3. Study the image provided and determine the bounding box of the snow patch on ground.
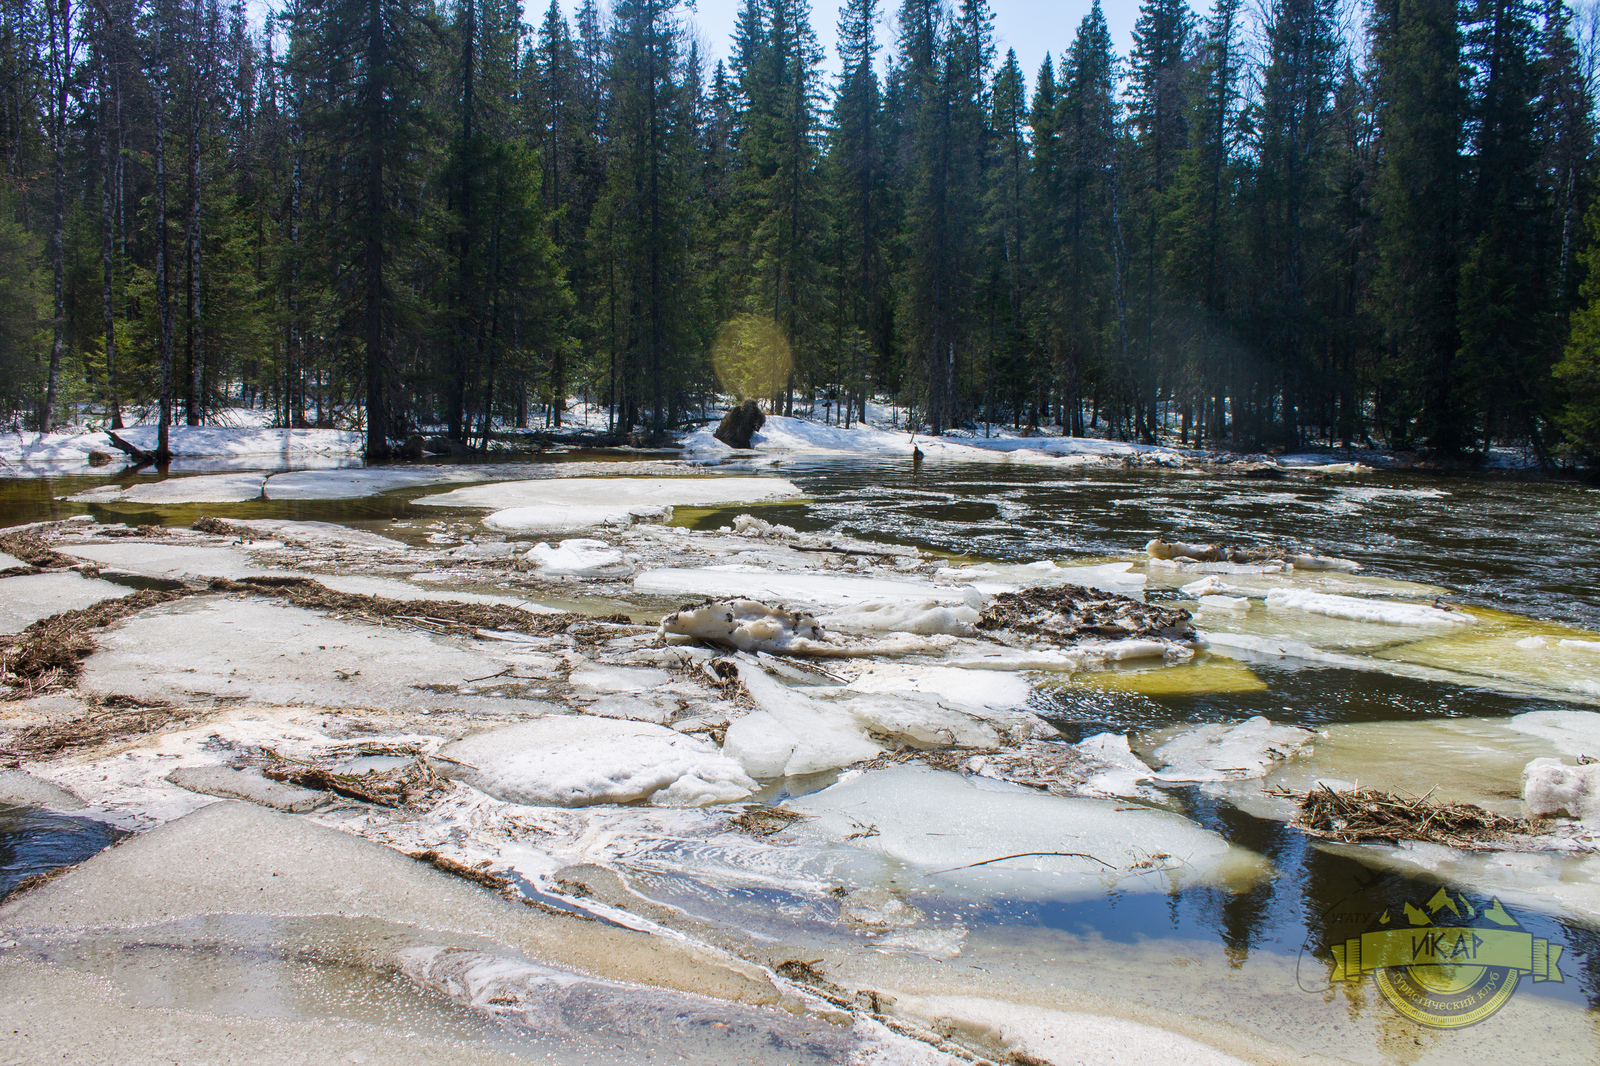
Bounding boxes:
[1,425,363,468]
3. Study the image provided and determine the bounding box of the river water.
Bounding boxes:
[3,457,1599,1063]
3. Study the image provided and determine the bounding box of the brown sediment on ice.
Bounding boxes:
[0,589,193,698]
[977,585,1194,644]
[263,753,449,809]
[1288,784,1531,849]
[0,531,82,571]
[208,574,642,642]
[3,697,204,759]
[728,805,807,837]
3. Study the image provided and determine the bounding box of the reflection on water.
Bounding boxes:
[0,806,123,898]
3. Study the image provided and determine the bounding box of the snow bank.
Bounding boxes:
[1522,759,1600,825]
[679,414,1188,466]
[1148,716,1313,782]
[786,765,1265,898]
[0,571,135,635]
[418,476,802,531]
[1265,587,1471,626]
[0,425,363,467]
[65,472,267,504]
[439,717,756,806]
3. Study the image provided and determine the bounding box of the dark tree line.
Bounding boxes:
[3,0,1600,458]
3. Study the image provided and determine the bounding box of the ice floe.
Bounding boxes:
[1145,716,1314,783]
[785,765,1267,898]
[64,472,268,504]
[77,597,558,714]
[440,717,756,807]
[55,541,291,582]
[417,475,803,531]
[0,571,135,634]
[1265,587,1471,626]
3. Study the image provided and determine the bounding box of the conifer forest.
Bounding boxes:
[4,0,1600,462]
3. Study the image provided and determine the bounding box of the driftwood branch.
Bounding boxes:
[927,850,1118,874]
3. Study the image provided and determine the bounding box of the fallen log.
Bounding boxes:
[104,431,156,466]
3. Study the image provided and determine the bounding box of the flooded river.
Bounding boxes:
[2,456,1598,1064]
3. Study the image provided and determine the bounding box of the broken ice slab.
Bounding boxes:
[63,472,267,504]
[55,541,293,582]
[0,571,135,635]
[440,716,757,807]
[78,597,560,715]
[784,765,1269,901]
[417,476,803,532]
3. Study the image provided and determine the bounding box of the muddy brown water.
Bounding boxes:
[4,455,1600,1060]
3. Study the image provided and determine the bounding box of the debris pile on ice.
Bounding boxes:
[1523,758,1600,825]
[1266,587,1471,626]
[977,584,1194,647]
[440,717,757,807]
[1148,716,1314,782]
[527,538,634,577]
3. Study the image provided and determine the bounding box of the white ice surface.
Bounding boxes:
[1265,587,1470,627]
[892,995,1249,1066]
[1199,594,1250,611]
[721,666,881,778]
[1522,758,1600,824]
[934,560,1148,597]
[528,538,632,576]
[440,717,756,806]
[638,567,993,609]
[845,664,1031,714]
[820,600,980,636]
[0,571,135,634]
[418,477,801,532]
[0,425,363,466]
[78,597,556,714]
[64,472,268,504]
[313,573,562,613]
[56,541,290,581]
[679,414,1187,466]
[786,766,1264,899]
[1506,710,1600,757]
[221,519,410,551]
[568,664,672,693]
[1148,716,1314,783]
[0,550,25,570]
